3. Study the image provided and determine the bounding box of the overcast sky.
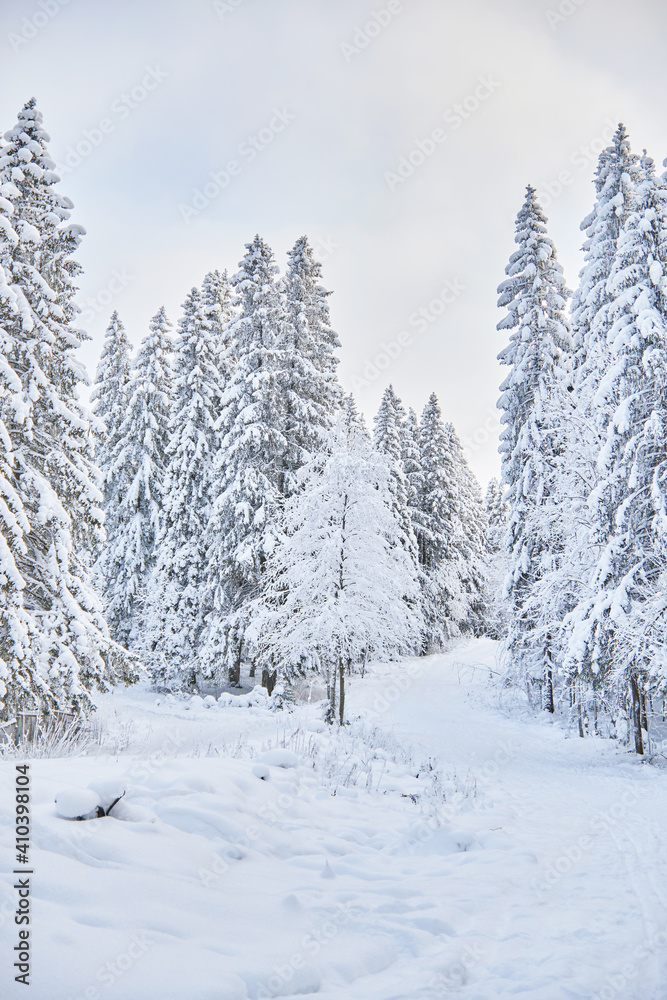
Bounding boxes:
[3,0,667,485]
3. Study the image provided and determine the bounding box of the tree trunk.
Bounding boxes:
[261,668,277,696]
[229,637,242,687]
[328,661,337,724]
[543,634,554,713]
[629,674,644,755]
[640,688,648,735]
[338,658,346,726]
[248,662,256,678]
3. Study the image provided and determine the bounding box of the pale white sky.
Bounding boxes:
[3,0,667,485]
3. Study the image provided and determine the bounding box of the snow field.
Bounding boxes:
[3,639,667,998]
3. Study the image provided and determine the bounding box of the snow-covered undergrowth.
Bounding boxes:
[3,639,667,1000]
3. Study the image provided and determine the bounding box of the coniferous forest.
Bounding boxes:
[5,0,667,990]
[2,104,667,757]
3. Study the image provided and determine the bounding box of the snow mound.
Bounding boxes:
[218,684,269,709]
[55,788,103,821]
[256,748,299,768]
[87,778,126,814]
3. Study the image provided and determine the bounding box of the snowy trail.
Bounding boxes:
[349,639,667,999]
[3,639,667,999]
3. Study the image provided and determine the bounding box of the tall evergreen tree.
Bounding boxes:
[280,235,342,493]
[570,125,642,398]
[250,405,422,722]
[146,285,227,685]
[0,100,126,717]
[373,385,420,583]
[202,236,288,682]
[402,406,429,564]
[485,478,508,556]
[0,174,49,717]
[563,153,667,752]
[201,268,235,374]
[91,311,132,525]
[443,420,488,635]
[417,394,484,645]
[100,307,172,648]
[496,186,572,706]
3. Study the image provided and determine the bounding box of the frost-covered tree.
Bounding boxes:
[0,177,49,718]
[91,312,132,520]
[402,406,429,561]
[373,385,420,588]
[100,307,172,648]
[0,100,127,717]
[496,186,572,707]
[202,236,288,683]
[416,394,486,645]
[250,405,423,722]
[485,478,508,556]
[201,268,235,375]
[484,478,510,640]
[146,286,227,686]
[570,125,642,404]
[280,235,342,493]
[444,420,488,635]
[563,153,667,752]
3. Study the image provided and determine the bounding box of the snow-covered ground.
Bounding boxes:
[3,639,667,999]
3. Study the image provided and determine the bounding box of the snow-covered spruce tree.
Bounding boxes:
[146,286,227,688]
[280,235,343,494]
[563,153,667,753]
[249,400,423,723]
[484,478,510,641]
[402,406,430,566]
[100,307,172,649]
[91,311,132,526]
[373,386,420,630]
[485,478,508,556]
[0,176,52,719]
[549,127,644,732]
[202,236,288,684]
[201,268,235,371]
[443,420,488,636]
[416,394,486,646]
[496,185,572,710]
[570,125,642,409]
[0,100,129,717]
